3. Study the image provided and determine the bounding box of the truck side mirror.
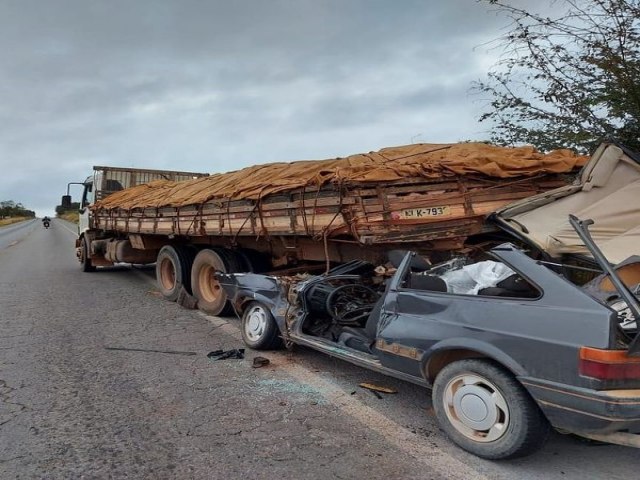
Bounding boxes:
[61,195,72,208]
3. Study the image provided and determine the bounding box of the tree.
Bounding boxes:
[476,0,640,153]
[0,200,35,218]
[56,203,79,216]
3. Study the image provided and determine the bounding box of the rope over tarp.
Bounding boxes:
[93,142,586,211]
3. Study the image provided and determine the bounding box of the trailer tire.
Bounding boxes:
[156,245,195,301]
[80,236,96,272]
[216,248,245,274]
[191,248,235,316]
[237,248,271,273]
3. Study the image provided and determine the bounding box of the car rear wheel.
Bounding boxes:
[241,302,282,350]
[432,359,550,460]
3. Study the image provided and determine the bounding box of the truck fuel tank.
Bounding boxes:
[103,239,158,264]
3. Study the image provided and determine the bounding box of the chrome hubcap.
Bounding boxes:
[443,373,509,442]
[245,306,267,341]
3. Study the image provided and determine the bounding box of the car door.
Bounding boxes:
[373,247,614,386]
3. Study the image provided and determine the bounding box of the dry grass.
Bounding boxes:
[0,217,30,227]
[59,212,80,223]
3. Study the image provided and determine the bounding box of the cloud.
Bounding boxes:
[0,0,520,215]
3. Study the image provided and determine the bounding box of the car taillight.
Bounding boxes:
[579,347,640,380]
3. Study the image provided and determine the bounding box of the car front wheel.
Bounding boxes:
[241,302,282,350]
[432,359,550,460]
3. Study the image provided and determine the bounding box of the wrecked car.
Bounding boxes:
[217,217,640,460]
[217,142,640,460]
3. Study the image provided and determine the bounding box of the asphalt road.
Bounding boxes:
[0,219,39,250]
[0,219,637,479]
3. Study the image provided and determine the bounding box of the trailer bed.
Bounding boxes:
[91,142,585,257]
[94,174,569,251]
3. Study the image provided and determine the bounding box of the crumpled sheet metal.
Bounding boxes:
[93,142,586,211]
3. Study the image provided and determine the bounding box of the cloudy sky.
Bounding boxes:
[0,0,538,216]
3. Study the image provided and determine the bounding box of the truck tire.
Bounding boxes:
[80,236,96,272]
[432,359,550,460]
[191,248,236,315]
[155,245,196,301]
[237,248,271,273]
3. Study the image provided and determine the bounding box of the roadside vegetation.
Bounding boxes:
[56,200,80,224]
[0,216,30,227]
[478,0,640,153]
[0,200,36,227]
[59,211,80,223]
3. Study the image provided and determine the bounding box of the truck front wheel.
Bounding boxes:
[80,236,96,272]
[155,245,195,301]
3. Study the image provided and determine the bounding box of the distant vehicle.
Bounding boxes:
[42,216,51,229]
[217,215,640,459]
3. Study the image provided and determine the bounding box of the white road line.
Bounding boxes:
[56,220,79,236]
[201,312,488,480]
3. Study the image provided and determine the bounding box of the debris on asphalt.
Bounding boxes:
[105,346,197,356]
[177,287,199,309]
[252,356,270,368]
[207,348,245,360]
[370,390,383,400]
[359,382,398,394]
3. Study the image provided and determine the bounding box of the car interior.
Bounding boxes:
[300,250,540,355]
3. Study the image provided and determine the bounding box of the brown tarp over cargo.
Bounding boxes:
[94,142,586,211]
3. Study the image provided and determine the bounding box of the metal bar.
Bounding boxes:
[105,346,197,356]
[67,182,85,195]
[93,165,208,176]
[537,261,602,273]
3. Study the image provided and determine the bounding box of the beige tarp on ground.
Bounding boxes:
[93,142,585,210]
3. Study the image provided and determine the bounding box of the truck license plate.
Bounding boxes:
[392,206,451,220]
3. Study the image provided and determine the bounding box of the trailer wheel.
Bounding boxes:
[80,236,96,272]
[155,245,195,301]
[432,359,550,460]
[191,248,235,315]
[237,249,271,273]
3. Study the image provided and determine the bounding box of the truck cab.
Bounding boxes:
[78,166,208,232]
[66,166,209,270]
[78,173,97,235]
